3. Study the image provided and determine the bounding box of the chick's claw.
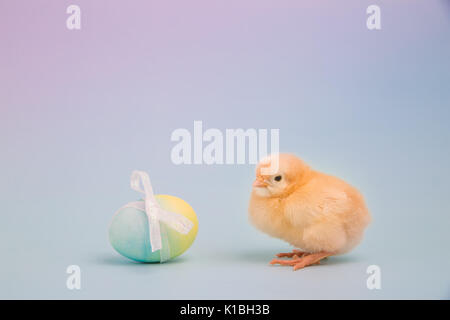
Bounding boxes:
[270,258,303,266]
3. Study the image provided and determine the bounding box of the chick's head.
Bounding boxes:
[252,153,309,198]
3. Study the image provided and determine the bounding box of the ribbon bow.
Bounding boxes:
[125,170,194,262]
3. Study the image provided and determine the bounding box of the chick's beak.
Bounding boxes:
[253,178,268,188]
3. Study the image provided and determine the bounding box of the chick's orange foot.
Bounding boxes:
[270,252,332,271]
[276,249,307,258]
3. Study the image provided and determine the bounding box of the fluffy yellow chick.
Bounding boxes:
[248,153,371,271]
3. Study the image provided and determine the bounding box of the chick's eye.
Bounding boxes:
[274,175,282,182]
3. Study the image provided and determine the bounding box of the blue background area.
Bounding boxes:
[1,0,449,299]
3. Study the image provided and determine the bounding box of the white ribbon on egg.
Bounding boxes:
[121,170,194,262]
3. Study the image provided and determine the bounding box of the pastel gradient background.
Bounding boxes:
[1,0,449,299]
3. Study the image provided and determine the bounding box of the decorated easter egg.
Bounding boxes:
[109,194,198,263]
